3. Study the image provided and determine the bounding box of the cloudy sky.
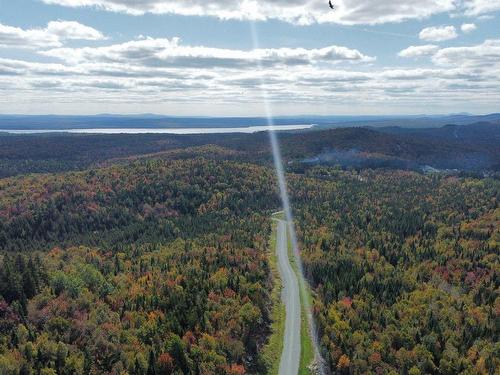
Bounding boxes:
[0,0,499,115]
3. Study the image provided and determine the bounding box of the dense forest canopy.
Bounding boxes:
[0,129,498,374]
[0,158,281,374]
[290,168,499,374]
[0,122,498,178]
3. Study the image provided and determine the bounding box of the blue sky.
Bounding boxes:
[0,0,499,115]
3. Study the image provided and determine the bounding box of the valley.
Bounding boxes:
[0,123,498,374]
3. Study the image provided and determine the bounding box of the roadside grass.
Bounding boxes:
[298,285,315,375]
[271,211,285,220]
[287,226,315,375]
[261,215,286,375]
[263,211,314,375]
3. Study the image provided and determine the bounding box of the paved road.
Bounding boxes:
[276,219,301,375]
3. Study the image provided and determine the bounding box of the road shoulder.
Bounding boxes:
[260,217,286,375]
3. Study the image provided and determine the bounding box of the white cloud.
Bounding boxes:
[40,0,457,25]
[1,36,499,115]
[463,0,500,15]
[0,57,84,76]
[461,23,477,33]
[398,45,439,58]
[0,23,59,48]
[45,21,105,41]
[41,37,375,67]
[0,21,105,49]
[432,39,500,68]
[419,25,458,42]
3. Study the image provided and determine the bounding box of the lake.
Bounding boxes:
[0,124,313,134]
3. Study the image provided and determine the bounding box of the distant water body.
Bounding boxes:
[1,124,313,134]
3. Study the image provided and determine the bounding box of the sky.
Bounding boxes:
[0,0,499,116]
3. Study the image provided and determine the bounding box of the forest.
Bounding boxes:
[1,122,499,178]
[291,168,499,374]
[0,158,281,374]
[0,130,498,374]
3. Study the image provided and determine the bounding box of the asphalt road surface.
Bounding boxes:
[276,219,301,375]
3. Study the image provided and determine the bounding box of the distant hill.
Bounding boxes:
[0,113,499,130]
[377,121,500,147]
[0,121,498,177]
[276,123,499,171]
[312,113,500,129]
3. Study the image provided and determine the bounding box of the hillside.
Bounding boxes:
[1,113,499,130]
[378,122,500,149]
[1,122,499,179]
[277,125,499,171]
[290,168,499,373]
[0,158,280,374]
[0,132,498,374]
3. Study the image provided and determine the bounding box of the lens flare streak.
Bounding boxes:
[249,22,327,375]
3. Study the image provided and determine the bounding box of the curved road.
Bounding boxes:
[276,219,301,375]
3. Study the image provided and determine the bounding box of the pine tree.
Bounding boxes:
[147,350,157,375]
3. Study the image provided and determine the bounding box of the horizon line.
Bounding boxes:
[1,112,498,118]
